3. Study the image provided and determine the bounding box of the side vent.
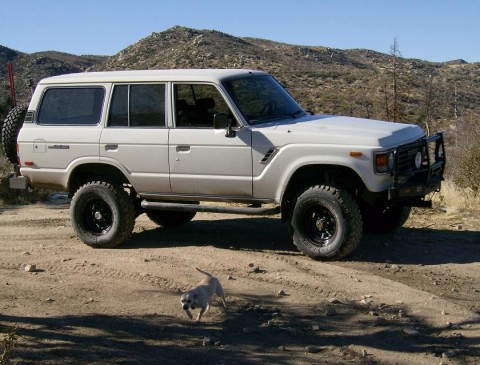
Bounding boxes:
[24,111,35,123]
[260,148,278,164]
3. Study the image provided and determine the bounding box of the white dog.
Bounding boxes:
[180,268,227,322]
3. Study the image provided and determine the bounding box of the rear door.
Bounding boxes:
[100,83,170,194]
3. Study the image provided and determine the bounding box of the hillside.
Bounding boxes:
[2,26,480,140]
[0,46,106,105]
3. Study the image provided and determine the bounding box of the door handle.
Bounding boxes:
[176,145,190,152]
[104,144,118,151]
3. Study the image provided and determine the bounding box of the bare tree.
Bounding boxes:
[390,37,401,122]
[383,76,391,121]
[423,74,434,135]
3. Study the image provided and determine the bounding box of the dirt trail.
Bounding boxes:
[1,202,479,364]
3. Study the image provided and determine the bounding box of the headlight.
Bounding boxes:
[374,150,395,174]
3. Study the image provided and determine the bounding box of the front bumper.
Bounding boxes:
[388,131,445,205]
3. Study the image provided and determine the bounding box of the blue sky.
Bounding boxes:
[1,0,479,62]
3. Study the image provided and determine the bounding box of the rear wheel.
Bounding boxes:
[362,205,411,234]
[70,181,135,248]
[146,201,198,227]
[289,185,363,260]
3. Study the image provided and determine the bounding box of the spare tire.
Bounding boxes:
[1,104,27,165]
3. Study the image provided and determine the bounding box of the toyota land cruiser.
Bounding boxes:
[3,69,445,260]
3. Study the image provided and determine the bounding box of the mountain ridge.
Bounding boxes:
[1,26,479,135]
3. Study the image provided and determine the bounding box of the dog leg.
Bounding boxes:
[185,309,193,320]
[216,283,227,308]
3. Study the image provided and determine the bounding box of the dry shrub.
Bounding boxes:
[0,326,17,365]
[432,179,480,212]
[447,116,480,193]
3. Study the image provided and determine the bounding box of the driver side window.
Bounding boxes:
[173,83,235,128]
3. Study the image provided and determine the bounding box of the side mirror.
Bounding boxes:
[214,113,236,138]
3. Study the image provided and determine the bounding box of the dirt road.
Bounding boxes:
[1,200,479,364]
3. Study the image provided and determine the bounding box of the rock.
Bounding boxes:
[249,266,261,273]
[329,298,341,304]
[214,341,222,346]
[305,345,322,353]
[227,275,235,280]
[361,349,368,357]
[402,327,419,335]
[277,289,286,296]
[312,324,321,331]
[45,298,54,303]
[24,264,36,272]
[446,321,453,328]
[442,350,457,358]
[202,337,212,346]
[278,345,286,351]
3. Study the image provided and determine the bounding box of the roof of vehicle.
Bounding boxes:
[39,69,269,84]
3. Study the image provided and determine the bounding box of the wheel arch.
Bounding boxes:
[280,164,366,221]
[68,163,131,196]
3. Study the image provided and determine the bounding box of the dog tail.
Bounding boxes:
[195,267,213,277]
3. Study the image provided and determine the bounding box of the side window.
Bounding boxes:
[37,87,105,125]
[108,84,166,127]
[174,83,234,128]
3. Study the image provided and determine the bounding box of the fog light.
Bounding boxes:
[415,151,422,168]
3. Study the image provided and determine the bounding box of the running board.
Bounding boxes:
[141,201,280,216]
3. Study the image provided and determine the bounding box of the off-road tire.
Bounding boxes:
[362,205,412,234]
[289,185,363,260]
[1,104,27,164]
[70,181,135,248]
[146,202,198,227]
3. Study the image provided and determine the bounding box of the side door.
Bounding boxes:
[168,83,253,197]
[100,83,170,194]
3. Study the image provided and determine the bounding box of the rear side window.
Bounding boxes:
[37,87,105,125]
[108,84,166,127]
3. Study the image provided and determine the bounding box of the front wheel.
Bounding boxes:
[70,181,135,248]
[289,185,363,260]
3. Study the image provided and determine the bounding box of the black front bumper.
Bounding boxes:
[388,131,446,206]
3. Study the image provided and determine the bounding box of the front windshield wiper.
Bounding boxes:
[250,109,305,124]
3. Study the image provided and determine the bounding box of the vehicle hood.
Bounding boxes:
[252,115,425,148]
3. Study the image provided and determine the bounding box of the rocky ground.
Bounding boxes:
[0,200,479,364]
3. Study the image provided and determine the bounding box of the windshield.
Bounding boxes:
[223,75,306,125]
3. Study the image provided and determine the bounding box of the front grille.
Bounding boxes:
[393,132,445,188]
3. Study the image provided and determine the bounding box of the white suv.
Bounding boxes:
[4,69,445,260]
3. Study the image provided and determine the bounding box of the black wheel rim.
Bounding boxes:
[303,205,337,246]
[83,199,113,235]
